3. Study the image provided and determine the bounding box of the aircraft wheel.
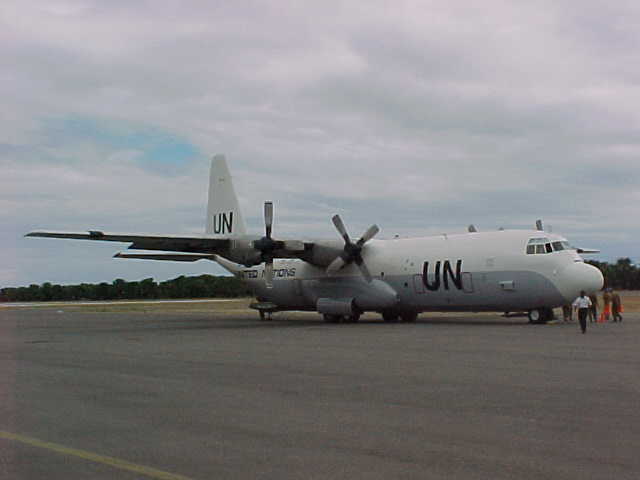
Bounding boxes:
[259,311,267,321]
[344,314,360,323]
[323,314,341,323]
[528,309,542,324]
[382,311,399,323]
[400,312,418,323]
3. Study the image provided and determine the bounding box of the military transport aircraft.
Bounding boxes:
[27,155,603,323]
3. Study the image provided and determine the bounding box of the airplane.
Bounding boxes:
[26,155,604,324]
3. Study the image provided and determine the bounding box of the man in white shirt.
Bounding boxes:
[573,290,593,334]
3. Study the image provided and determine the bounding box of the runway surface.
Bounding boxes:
[1,308,638,479]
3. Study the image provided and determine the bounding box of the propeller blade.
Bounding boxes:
[264,201,273,238]
[327,255,347,275]
[355,258,373,283]
[264,260,274,288]
[332,215,351,244]
[357,224,379,246]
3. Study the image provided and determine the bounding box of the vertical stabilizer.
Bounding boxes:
[206,155,247,237]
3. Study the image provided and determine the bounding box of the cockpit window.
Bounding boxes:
[527,237,573,254]
[526,237,552,254]
[528,238,548,244]
[552,240,573,251]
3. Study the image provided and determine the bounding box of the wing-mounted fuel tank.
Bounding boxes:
[309,278,399,313]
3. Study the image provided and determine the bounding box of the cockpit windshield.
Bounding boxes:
[526,237,572,255]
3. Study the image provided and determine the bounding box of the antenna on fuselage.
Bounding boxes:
[468,224,477,233]
[536,219,544,231]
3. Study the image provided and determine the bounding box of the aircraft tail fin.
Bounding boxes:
[206,155,247,237]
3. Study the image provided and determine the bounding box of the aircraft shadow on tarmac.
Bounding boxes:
[153,315,530,330]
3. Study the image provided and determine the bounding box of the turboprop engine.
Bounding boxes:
[313,278,399,315]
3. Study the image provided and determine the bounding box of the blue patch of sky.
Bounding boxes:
[43,116,200,173]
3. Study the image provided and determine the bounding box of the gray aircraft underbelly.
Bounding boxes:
[385,270,566,312]
[250,269,566,313]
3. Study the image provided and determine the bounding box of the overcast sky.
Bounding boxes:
[2,1,639,287]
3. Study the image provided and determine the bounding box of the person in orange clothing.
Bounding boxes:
[602,288,612,322]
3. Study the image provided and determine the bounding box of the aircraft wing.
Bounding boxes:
[113,252,218,261]
[25,231,231,253]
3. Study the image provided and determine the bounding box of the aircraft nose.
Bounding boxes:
[560,262,604,298]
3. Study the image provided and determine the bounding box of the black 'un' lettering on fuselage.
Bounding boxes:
[213,212,234,234]
[443,259,463,290]
[423,259,463,291]
[423,261,441,291]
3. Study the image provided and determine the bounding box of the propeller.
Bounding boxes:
[251,201,306,288]
[251,201,281,288]
[326,215,379,283]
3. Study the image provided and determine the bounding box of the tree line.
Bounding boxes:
[587,258,639,290]
[1,258,637,303]
[0,275,251,302]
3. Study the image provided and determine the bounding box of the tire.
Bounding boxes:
[542,307,554,322]
[528,309,541,323]
[323,314,341,323]
[400,312,418,323]
[382,311,399,323]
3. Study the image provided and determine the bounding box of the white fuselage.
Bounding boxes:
[236,229,603,313]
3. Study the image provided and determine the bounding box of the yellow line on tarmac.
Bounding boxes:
[0,431,193,480]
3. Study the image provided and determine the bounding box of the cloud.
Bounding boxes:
[2,1,640,285]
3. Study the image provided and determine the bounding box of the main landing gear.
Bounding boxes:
[382,311,418,323]
[323,314,361,323]
[527,307,554,324]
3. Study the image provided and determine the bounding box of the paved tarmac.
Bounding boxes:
[1,308,638,480]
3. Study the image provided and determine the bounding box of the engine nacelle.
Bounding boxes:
[311,279,399,314]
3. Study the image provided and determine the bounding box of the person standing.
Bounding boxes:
[611,290,623,322]
[573,291,593,334]
[588,293,599,323]
[602,288,612,322]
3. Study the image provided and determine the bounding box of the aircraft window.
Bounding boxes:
[526,237,552,254]
[527,237,549,244]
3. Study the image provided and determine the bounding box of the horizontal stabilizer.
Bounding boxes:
[26,231,230,253]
